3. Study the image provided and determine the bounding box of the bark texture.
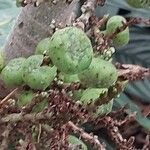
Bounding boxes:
[0,0,81,98]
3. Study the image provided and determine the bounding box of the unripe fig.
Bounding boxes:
[22,55,57,90]
[72,89,83,101]
[35,38,51,55]
[17,90,48,112]
[1,57,25,86]
[63,74,80,83]
[48,27,93,74]
[17,90,35,107]
[80,88,107,105]
[68,135,87,150]
[80,88,113,115]
[78,57,118,88]
[106,15,129,48]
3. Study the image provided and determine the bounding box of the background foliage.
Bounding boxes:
[0,0,20,48]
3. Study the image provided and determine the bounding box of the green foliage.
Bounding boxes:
[106,15,129,48]
[78,57,118,88]
[1,57,25,86]
[48,27,93,74]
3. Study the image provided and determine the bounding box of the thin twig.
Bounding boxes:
[68,121,106,150]
[116,63,150,81]
[0,88,18,107]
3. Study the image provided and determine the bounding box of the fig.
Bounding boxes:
[62,74,80,83]
[78,57,118,88]
[48,27,93,74]
[80,88,107,105]
[68,135,87,150]
[17,90,35,107]
[106,15,129,48]
[1,57,25,86]
[72,89,83,101]
[22,55,57,90]
[35,38,51,55]
[17,90,48,112]
[80,88,113,116]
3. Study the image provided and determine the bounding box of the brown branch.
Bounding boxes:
[116,63,150,81]
[94,81,125,106]
[67,121,106,150]
[76,0,97,25]
[0,125,13,150]
[0,112,53,124]
[0,88,18,108]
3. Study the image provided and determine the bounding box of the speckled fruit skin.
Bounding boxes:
[22,55,57,90]
[68,135,87,150]
[17,90,35,107]
[78,57,118,88]
[62,74,80,83]
[80,88,107,105]
[106,15,129,48]
[48,27,93,74]
[35,38,51,55]
[1,57,25,86]
[17,90,48,113]
[80,88,113,116]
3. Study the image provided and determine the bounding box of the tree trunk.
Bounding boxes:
[0,0,81,98]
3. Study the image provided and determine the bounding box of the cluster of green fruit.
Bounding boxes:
[0,15,129,114]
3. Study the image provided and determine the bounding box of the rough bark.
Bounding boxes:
[0,0,81,98]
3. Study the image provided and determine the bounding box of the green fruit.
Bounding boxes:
[17,91,35,107]
[68,135,87,150]
[80,88,107,105]
[22,55,57,90]
[17,90,48,112]
[126,0,150,8]
[106,15,129,48]
[72,89,83,101]
[78,57,118,88]
[48,27,93,74]
[1,57,25,86]
[80,88,113,115]
[63,74,80,83]
[35,38,51,55]
[96,100,113,116]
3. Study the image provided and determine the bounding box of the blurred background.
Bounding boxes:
[0,0,20,48]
